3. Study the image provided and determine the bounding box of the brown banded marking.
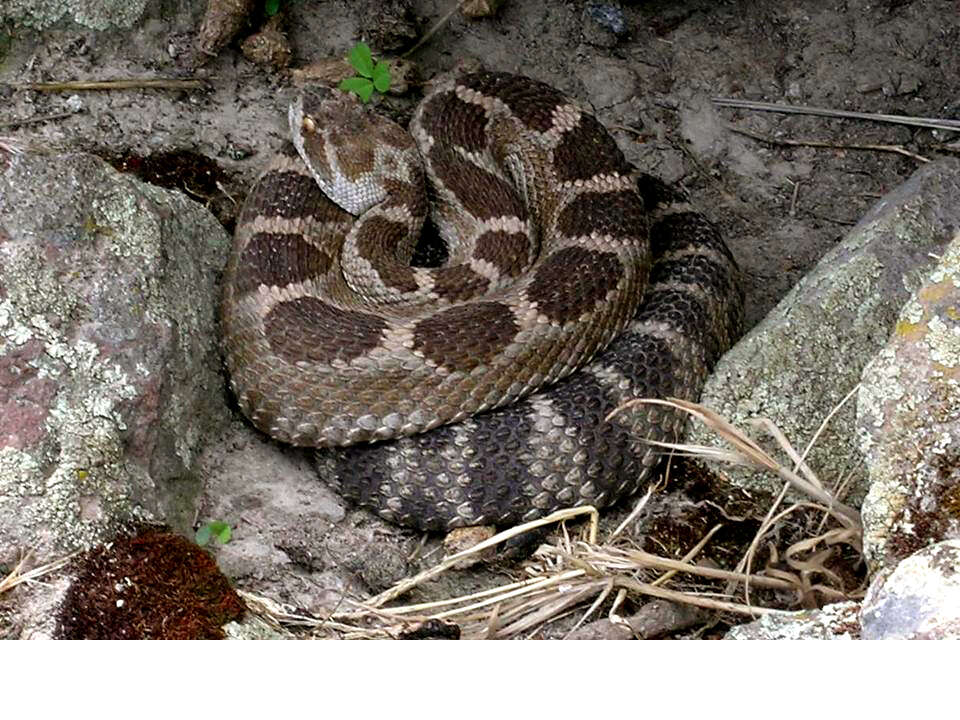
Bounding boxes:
[233,232,332,296]
[411,300,520,372]
[524,247,626,324]
[263,296,388,366]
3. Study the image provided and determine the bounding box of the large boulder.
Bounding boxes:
[690,159,960,507]
[861,540,960,640]
[857,230,960,574]
[0,151,230,561]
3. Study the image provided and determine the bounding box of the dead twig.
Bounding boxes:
[0,111,80,129]
[402,0,469,59]
[609,397,861,527]
[713,97,960,133]
[0,551,78,596]
[13,78,209,92]
[728,124,931,163]
[365,505,599,608]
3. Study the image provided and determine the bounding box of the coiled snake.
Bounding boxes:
[221,72,743,530]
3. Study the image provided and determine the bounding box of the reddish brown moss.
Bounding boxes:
[107,150,238,231]
[110,151,227,197]
[55,526,245,640]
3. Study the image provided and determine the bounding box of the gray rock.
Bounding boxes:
[726,602,861,640]
[0,151,230,560]
[690,159,960,506]
[857,232,960,574]
[0,0,148,30]
[860,540,960,640]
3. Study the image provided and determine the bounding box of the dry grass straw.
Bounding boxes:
[0,551,77,597]
[240,392,865,638]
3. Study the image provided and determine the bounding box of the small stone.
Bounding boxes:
[195,0,255,61]
[462,0,507,18]
[357,0,419,54]
[240,15,291,70]
[443,525,497,569]
[582,3,629,48]
[861,540,960,639]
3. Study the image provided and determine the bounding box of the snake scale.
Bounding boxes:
[221,71,743,531]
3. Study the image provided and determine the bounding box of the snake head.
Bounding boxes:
[289,87,420,216]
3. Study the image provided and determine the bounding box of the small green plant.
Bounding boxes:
[195,521,232,546]
[264,0,282,15]
[339,42,392,103]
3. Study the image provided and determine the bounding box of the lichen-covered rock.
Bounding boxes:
[860,540,960,640]
[690,158,960,506]
[857,231,960,574]
[725,602,861,640]
[0,152,230,561]
[0,0,148,30]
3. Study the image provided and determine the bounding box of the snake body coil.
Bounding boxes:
[222,72,743,530]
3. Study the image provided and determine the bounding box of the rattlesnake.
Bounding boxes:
[221,71,743,531]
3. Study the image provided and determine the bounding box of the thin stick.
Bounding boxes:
[608,546,796,591]
[401,0,468,59]
[608,485,654,541]
[728,124,930,163]
[14,78,209,92]
[714,97,960,133]
[365,505,598,608]
[0,111,79,128]
[649,523,724,587]
[618,397,860,526]
[0,552,78,595]
[613,576,786,617]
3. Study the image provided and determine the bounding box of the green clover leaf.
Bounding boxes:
[348,42,375,78]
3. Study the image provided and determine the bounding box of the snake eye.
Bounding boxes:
[302,116,317,133]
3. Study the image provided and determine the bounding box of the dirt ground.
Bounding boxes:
[2,0,960,636]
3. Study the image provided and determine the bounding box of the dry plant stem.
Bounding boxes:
[735,480,792,608]
[728,124,931,163]
[14,78,209,92]
[402,0,469,58]
[366,569,587,621]
[0,111,79,128]
[0,552,77,595]
[608,486,654,540]
[498,585,601,637]
[613,576,786,617]
[741,382,863,598]
[602,546,796,591]
[793,383,861,488]
[714,97,960,132]
[563,578,616,637]
[612,397,860,527]
[649,523,724,587]
[752,418,822,489]
[365,506,599,608]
